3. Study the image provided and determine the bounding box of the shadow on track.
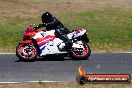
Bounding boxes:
[14,56,89,62]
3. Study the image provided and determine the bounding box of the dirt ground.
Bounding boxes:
[0,82,132,88]
[0,0,132,22]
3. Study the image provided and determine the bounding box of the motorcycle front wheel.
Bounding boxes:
[16,43,38,61]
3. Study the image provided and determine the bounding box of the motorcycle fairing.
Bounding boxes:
[32,29,86,56]
[40,38,67,56]
[21,40,32,44]
[32,30,67,56]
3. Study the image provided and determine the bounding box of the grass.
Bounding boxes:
[0,0,132,52]
[61,7,132,51]
[0,1,131,87]
[0,82,132,88]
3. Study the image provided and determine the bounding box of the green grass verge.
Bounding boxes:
[61,7,132,51]
[0,6,132,52]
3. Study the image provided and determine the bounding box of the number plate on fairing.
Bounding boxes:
[72,43,84,48]
[77,41,83,44]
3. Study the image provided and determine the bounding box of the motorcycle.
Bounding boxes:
[16,24,91,61]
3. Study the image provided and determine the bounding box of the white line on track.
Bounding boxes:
[120,52,132,54]
[0,80,131,84]
[0,82,20,84]
[92,52,132,54]
[27,81,66,83]
[0,52,132,55]
[0,53,15,54]
[0,81,66,84]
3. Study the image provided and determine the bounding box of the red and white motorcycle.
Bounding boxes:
[16,24,91,61]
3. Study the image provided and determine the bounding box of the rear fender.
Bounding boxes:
[73,30,89,43]
[81,33,89,43]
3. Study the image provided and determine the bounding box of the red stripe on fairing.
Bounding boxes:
[36,35,56,46]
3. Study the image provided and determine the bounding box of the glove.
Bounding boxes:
[33,26,39,30]
[38,24,44,27]
[33,24,44,30]
[43,23,47,26]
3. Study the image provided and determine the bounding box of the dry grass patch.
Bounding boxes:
[0,0,131,22]
[0,82,132,88]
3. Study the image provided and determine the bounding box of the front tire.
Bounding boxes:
[16,43,37,61]
[70,42,91,60]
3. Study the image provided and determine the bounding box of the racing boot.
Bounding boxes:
[58,40,73,51]
[65,39,73,51]
[59,34,73,51]
[57,43,66,51]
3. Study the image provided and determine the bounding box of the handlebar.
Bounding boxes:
[33,26,39,30]
[33,24,46,30]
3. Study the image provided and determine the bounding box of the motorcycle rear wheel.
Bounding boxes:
[70,42,91,60]
[16,43,38,61]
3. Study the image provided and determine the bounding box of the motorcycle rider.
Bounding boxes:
[34,12,73,50]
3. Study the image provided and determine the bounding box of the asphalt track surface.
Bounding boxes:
[0,53,132,82]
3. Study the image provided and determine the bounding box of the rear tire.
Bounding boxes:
[16,43,38,62]
[70,42,91,60]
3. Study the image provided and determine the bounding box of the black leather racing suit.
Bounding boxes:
[37,17,72,48]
